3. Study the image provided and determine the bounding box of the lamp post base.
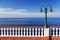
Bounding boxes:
[44,24,47,28]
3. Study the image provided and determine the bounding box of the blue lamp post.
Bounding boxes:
[40,5,53,28]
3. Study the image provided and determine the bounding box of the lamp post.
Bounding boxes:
[40,5,53,28]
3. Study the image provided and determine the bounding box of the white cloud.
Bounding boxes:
[16,9,27,12]
[0,8,27,14]
[0,8,13,11]
[0,8,60,18]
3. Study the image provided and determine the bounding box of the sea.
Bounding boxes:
[0,18,60,26]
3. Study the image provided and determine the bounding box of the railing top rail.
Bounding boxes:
[0,26,60,28]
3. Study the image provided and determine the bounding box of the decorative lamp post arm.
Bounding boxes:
[47,5,53,13]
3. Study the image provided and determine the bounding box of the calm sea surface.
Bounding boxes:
[0,18,60,26]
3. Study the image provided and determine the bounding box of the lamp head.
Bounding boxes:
[40,8,43,13]
[50,7,53,13]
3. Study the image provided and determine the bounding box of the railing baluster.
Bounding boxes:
[41,28,44,36]
[1,28,3,36]
[32,28,34,36]
[56,28,59,36]
[24,28,25,36]
[18,28,20,36]
[35,28,37,36]
[29,28,31,36]
[38,28,40,36]
[59,28,60,36]
[0,28,1,36]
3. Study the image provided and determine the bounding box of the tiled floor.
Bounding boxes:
[0,36,60,40]
[0,36,49,40]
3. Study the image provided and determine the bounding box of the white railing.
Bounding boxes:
[0,28,44,36]
[0,28,60,36]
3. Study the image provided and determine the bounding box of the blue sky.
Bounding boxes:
[0,0,60,18]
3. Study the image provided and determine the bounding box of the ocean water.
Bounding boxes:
[0,18,60,26]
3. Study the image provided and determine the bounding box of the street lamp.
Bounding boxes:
[40,5,53,28]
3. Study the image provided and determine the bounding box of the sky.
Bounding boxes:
[0,0,60,18]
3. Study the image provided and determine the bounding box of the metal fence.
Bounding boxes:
[0,28,60,36]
